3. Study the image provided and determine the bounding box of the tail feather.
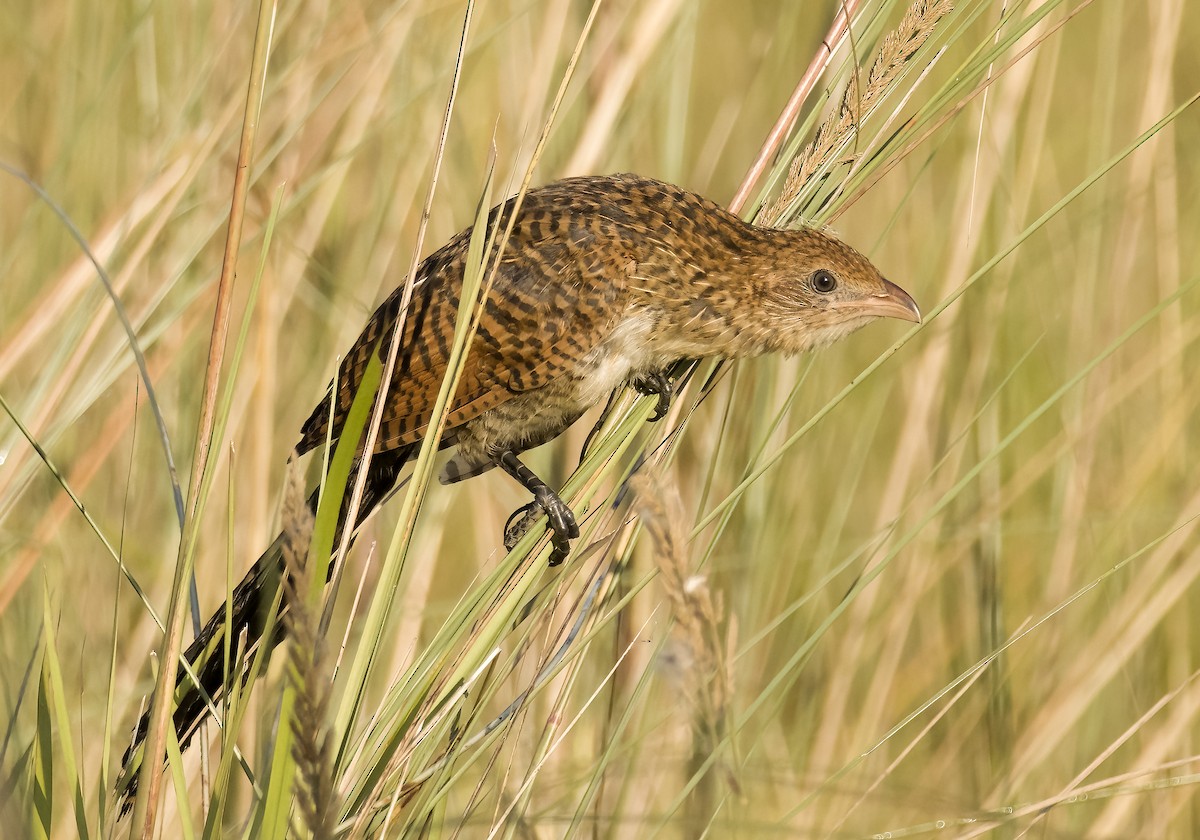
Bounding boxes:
[116,446,414,813]
[115,523,295,813]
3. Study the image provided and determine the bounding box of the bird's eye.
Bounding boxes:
[811,270,838,294]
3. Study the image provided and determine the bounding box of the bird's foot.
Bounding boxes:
[496,450,578,566]
[631,370,673,422]
[503,490,579,566]
[503,502,539,551]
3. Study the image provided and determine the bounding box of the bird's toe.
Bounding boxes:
[503,502,540,551]
[503,492,578,565]
[537,490,578,540]
[632,371,673,421]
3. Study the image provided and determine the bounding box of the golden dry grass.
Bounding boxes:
[2,0,1200,837]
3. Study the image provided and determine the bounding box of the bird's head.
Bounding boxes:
[733,226,921,356]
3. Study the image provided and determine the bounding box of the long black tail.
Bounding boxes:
[116,446,413,811]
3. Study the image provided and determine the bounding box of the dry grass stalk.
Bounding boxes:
[757,0,954,227]
[278,463,338,840]
[631,472,735,779]
[128,0,279,827]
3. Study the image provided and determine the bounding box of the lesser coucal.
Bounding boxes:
[119,173,920,803]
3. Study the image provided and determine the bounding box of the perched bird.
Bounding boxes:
[118,173,919,803]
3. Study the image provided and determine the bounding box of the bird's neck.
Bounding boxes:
[625,224,784,362]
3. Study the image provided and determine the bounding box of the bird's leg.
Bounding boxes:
[496,450,579,566]
[579,389,620,464]
[630,369,674,422]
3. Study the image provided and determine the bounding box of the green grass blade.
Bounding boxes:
[39,586,89,840]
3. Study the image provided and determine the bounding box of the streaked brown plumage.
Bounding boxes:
[298,174,917,472]
[296,173,917,557]
[118,173,919,805]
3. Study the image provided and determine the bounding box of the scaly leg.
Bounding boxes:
[578,388,620,463]
[497,450,579,566]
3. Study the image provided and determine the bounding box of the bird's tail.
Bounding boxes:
[115,446,413,814]
[115,522,296,812]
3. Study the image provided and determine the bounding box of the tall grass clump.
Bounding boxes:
[2,0,1199,837]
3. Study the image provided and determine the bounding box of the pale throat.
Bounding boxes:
[571,299,875,410]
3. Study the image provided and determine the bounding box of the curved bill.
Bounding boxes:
[862,279,921,323]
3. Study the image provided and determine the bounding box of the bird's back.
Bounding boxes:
[295,174,748,459]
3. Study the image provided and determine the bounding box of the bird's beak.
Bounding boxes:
[860,279,921,323]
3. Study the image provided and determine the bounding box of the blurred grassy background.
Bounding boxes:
[3,0,1200,836]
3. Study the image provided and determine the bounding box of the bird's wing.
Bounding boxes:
[296,226,627,456]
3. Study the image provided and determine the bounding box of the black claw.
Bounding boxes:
[503,501,539,551]
[501,493,577,565]
[631,371,673,421]
[536,489,578,566]
[496,450,578,566]
[540,491,579,540]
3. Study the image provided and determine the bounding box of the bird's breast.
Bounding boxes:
[571,310,657,407]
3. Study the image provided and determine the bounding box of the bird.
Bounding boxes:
[117,172,919,805]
